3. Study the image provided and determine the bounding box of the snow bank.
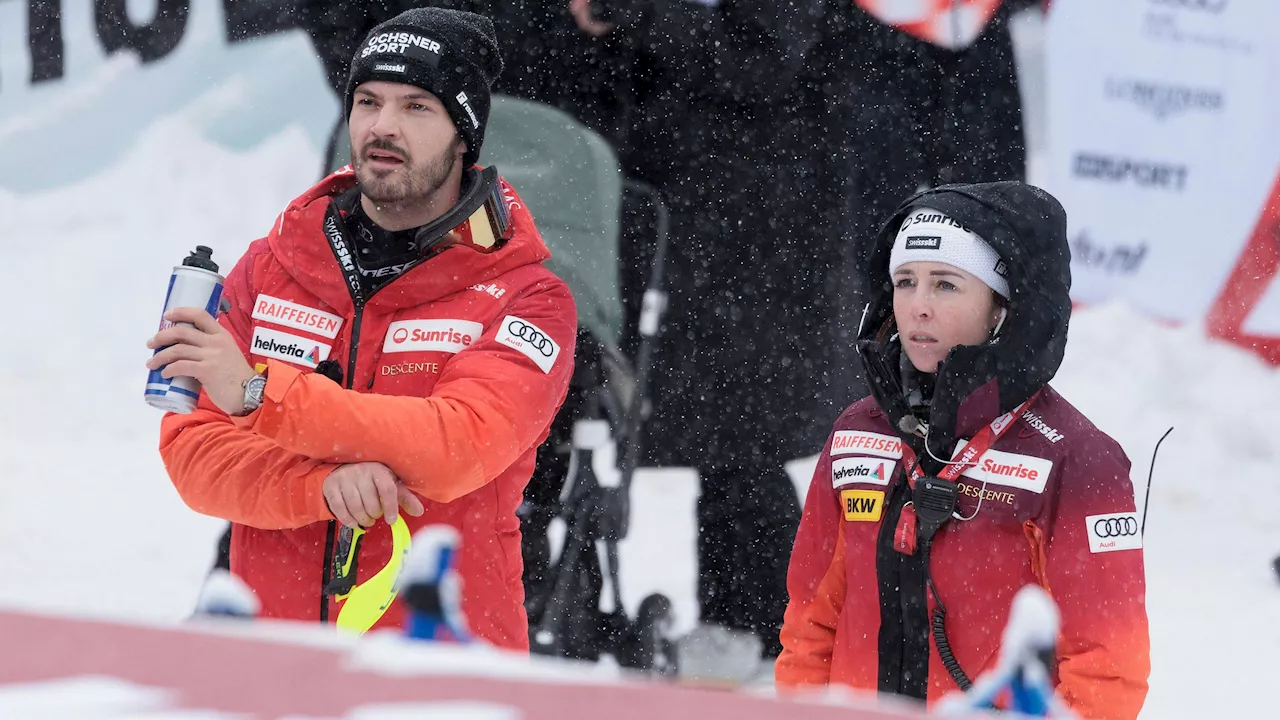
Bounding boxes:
[0,111,317,622]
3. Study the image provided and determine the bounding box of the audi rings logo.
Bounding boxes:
[1094,516,1139,538]
[507,319,555,357]
[1086,512,1142,554]
[496,315,560,374]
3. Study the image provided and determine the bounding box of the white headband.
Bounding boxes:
[888,208,1010,298]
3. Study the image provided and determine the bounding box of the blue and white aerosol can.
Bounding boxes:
[144,246,225,414]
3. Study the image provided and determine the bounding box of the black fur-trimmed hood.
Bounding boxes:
[854,181,1072,471]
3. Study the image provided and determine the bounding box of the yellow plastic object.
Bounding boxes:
[335,516,413,634]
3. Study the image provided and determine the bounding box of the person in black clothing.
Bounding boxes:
[811,0,1042,412]
[574,0,835,682]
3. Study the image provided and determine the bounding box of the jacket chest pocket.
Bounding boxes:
[951,478,1045,531]
[952,445,1053,527]
[370,357,447,395]
[368,317,485,395]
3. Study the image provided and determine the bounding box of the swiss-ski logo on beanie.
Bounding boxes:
[905,236,942,250]
[359,31,443,68]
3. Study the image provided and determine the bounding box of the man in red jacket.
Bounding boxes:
[145,8,577,649]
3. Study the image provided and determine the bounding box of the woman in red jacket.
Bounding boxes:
[776,181,1150,720]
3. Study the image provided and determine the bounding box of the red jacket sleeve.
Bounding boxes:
[1045,439,1151,720]
[234,278,577,504]
[776,425,846,688]
[159,241,339,530]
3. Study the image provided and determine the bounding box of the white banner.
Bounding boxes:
[1043,0,1280,328]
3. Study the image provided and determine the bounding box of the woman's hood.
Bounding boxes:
[854,181,1072,468]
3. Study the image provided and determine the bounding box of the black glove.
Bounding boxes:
[314,359,344,385]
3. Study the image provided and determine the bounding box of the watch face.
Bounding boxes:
[246,376,266,404]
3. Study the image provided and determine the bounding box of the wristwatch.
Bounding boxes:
[239,372,267,415]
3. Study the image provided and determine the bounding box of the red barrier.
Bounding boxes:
[1205,172,1280,364]
[0,609,933,720]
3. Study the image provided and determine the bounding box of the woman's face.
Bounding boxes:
[892,261,1005,373]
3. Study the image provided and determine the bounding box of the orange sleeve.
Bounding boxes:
[234,279,577,504]
[159,241,340,530]
[777,522,846,688]
[160,399,337,529]
[1046,445,1151,720]
[776,425,848,690]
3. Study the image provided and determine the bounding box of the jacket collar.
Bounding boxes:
[265,168,550,316]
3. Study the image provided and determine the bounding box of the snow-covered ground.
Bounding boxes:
[3,7,1280,716]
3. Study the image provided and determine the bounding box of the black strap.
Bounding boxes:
[875,477,932,699]
[875,481,908,692]
[322,200,367,307]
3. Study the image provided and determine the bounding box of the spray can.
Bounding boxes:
[144,246,225,414]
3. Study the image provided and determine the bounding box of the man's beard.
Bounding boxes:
[355,136,460,206]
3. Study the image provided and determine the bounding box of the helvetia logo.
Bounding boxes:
[831,457,894,487]
[253,335,304,359]
[250,327,330,368]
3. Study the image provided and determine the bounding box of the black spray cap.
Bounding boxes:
[183,245,219,273]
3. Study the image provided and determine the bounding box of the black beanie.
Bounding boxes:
[344,8,504,168]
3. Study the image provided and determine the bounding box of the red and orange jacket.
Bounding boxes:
[159,169,576,650]
[777,386,1150,719]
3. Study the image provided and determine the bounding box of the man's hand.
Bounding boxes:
[323,462,426,529]
[570,0,614,36]
[146,306,256,416]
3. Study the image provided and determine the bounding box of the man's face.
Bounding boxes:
[349,81,466,206]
